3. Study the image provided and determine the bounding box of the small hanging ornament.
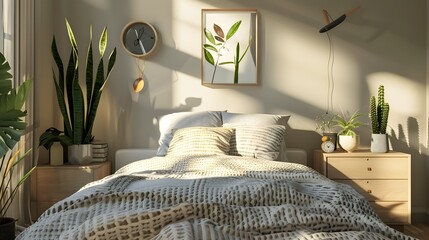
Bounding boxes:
[133,58,145,93]
[133,77,145,92]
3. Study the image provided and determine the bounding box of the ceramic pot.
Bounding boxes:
[49,142,64,166]
[68,144,92,165]
[371,133,388,153]
[338,135,360,153]
[0,217,16,240]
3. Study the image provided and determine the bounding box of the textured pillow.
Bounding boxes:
[227,125,286,160]
[221,112,290,126]
[221,112,290,161]
[157,111,223,156]
[166,127,234,156]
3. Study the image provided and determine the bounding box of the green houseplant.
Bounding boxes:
[0,52,34,239]
[333,111,363,152]
[369,85,389,152]
[40,19,116,164]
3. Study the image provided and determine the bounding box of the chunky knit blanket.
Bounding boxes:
[18,155,414,239]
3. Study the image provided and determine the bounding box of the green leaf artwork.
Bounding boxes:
[203,19,253,84]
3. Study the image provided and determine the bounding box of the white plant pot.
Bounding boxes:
[338,135,360,153]
[68,144,93,165]
[49,142,63,166]
[371,133,388,153]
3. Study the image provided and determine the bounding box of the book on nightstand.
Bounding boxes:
[92,141,108,162]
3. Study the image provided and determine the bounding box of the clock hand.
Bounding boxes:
[134,29,146,54]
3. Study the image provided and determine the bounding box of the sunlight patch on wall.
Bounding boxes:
[82,0,109,11]
[367,72,424,116]
[172,1,207,59]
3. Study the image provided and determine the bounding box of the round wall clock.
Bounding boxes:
[121,21,158,58]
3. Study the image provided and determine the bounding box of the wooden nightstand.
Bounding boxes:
[30,161,111,221]
[313,149,411,227]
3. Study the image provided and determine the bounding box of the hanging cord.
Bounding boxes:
[324,13,335,114]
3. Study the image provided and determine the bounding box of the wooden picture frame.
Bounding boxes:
[201,9,258,85]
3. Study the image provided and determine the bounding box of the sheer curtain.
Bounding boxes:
[3,0,35,226]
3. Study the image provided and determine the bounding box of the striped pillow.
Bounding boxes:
[166,127,234,156]
[228,125,286,160]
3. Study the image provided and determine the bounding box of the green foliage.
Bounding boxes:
[42,19,117,147]
[203,20,252,84]
[333,111,363,136]
[370,85,389,134]
[0,52,32,159]
[0,52,35,219]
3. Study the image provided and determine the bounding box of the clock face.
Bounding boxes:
[122,22,157,57]
[321,141,335,153]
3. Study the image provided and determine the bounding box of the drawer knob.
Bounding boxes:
[367,189,372,193]
[367,167,372,171]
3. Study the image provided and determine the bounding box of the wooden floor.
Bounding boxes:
[404,224,429,239]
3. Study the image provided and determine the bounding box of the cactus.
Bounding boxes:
[370,85,389,134]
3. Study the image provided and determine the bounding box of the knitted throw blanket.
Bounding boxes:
[18,155,414,240]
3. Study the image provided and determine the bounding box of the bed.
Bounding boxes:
[18,111,414,239]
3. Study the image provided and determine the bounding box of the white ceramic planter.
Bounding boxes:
[338,135,360,153]
[68,144,93,165]
[371,133,388,153]
[49,142,63,166]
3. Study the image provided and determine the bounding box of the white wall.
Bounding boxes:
[34,0,428,221]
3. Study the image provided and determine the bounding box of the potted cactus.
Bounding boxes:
[369,85,390,152]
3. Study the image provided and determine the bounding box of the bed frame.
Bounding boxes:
[115,148,307,171]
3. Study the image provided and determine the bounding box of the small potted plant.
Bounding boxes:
[369,85,389,152]
[333,111,363,152]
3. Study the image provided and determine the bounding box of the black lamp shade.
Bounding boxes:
[319,14,346,33]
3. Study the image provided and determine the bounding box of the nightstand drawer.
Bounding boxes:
[370,202,410,224]
[36,168,95,202]
[337,180,408,201]
[327,157,408,179]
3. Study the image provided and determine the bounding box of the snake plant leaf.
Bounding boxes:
[86,26,94,115]
[204,49,214,65]
[66,19,78,55]
[214,36,224,42]
[213,24,224,38]
[51,37,65,92]
[72,74,84,144]
[99,27,107,57]
[226,20,242,40]
[52,70,72,137]
[65,50,77,132]
[203,44,217,52]
[84,56,105,143]
[204,28,216,45]
[100,48,117,91]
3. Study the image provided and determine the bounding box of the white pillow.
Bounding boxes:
[157,111,223,156]
[228,125,286,160]
[166,127,234,156]
[221,112,290,161]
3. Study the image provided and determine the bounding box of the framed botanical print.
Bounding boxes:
[201,9,258,85]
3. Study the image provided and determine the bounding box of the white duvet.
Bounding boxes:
[18,155,414,239]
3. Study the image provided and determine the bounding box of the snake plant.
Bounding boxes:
[370,85,389,134]
[40,19,116,148]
